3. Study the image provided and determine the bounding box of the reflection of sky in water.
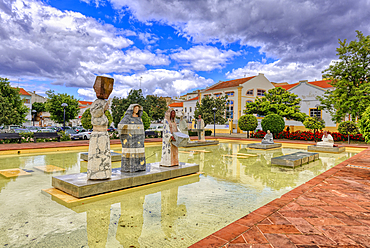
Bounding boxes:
[0,143,357,247]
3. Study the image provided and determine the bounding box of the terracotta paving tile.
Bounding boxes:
[252,205,280,217]
[319,205,352,212]
[285,217,322,235]
[268,212,291,225]
[242,226,268,244]
[304,206,335,218]
[259,218,273,225]
[213,222,250,241]
[345,234,370,248]
[229,235,246,244]
[305,217,346,226]
[296,245,319,248]
[227,244,272,248]
[318,245,366,248]
[344,211,370,220]
[332,225,370,235]
[279,210,317,218]
[287,202,307,210]
[189,235,228,248]
[286,234,336,245]
[358,218,370,227]
[317,196,343,206]
[314,226,358,245]
[328,212,365,226]
[263,233,296,248]
[339,202,370,212]
[257,224,301,234]
[235,213,266,227]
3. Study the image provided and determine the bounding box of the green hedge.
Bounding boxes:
[188,130,212,136]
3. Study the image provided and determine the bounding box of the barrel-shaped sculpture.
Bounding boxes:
[118,104,146,172]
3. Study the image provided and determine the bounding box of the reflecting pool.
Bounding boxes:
[0,141,359,247]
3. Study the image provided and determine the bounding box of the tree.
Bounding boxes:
[318,31,370,123]
[81,109,113,130]
[0,77,28,126]
[338,121,359,144]
[194,95,227,125]
[45,90,79,124]
[359,106,370,143]
[261,114,285,134]
[141,111,151,130]
[244,87,307,122]
[238,114,258,138]
[143,95,168,122]
[303,116,325,142]
[32,102,45,113]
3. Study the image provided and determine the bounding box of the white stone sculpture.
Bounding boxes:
[317,131,334,147]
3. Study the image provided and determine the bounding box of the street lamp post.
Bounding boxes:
[212,107,217,137]
[32,110,36,126]
[61,103,68,131]
[314,104,320,143]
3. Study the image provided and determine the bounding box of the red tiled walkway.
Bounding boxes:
[191,148,370,248]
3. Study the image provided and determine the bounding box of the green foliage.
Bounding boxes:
[32,102,45,113]
[81,109,113,130]
[338,121,358,135]
[81,110,92,130]
[194,95,227,125]
[358,106,370,143]
[143,95,168,122]
[188,130,212,136]
[59,131,71,141]
[141,111,151,130]
[0,77,29,126]
[238,114,258,131]
[303,117,325,131]
[261,114,285,134]
[45,90,79,124]
[244,87,307,122]
[319,31,370,123]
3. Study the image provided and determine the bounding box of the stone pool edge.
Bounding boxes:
[189,147,370,248]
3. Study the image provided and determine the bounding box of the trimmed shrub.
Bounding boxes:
[238,114,258,132]
[303,117,325,131]
[261,114,285,134]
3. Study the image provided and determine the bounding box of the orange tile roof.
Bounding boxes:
[205,76,256,91]
[169,102,183,107]
[79,106,87,109]
[14,88,31,96]
[308,80,333,88]
[79,101,93,105]
[187,96,199,101]
[277,83,299,90]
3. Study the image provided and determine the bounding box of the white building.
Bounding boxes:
[279,79,337,132]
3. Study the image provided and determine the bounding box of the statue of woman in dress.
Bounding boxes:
[317,131,334,147]
[118,104,146,172]
[160,108,179,167]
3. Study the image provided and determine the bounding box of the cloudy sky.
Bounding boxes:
[1,0,369,100]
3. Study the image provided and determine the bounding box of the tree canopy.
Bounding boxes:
[32,102,46,113]
[318,30,370,123]
[261,114,285,134]
[45,90,79,124]
[0,77,28,126]
[359,106,370,143]
[244,87,306,122]
[194,95,228,125]
[303,117,325,131]
[143,95,168,122]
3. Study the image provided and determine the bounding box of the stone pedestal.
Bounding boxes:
[307,145,345,153]
[87,131,112,180]
[247,143,282,149]
[81,152,121,162]
[271,152,319,168]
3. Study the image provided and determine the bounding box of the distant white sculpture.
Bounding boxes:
[317,131,334,147]
[178,112,188,136]
[197,115,205,141]
[261,130,274,144]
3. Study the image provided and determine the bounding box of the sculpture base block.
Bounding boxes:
[80,152,121,162]
[183,140,219,147]
[307,145,345,153]
[247,143,282,149]
[52,162,199,198]
[271,151,319,168]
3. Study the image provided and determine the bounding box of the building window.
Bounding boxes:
[204,94,211,97]
[246,100,253,104]
[226,100,234,119]
[246,89,254,95]
[189,107,192,112]
[185,107,187,113]
[226,92,234,96]
[310,108,321,118]
[214,93,222,98]
[23,99,30,104]
[257,89,265,96]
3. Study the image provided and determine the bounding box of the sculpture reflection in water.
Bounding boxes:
[70,175,199,247]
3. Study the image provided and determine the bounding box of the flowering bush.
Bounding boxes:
[251,130,365,142]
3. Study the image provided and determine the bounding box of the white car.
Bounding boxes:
[79,130,92,140]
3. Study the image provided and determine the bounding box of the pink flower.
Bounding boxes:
[30,138,34,142]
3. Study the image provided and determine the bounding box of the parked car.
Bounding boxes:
[73,126,85,132]
[39,128,56,133]
[26,126,41,133]
[107,127,115,132]
[65,129,84,140]
[13,128,31,133]
[79,130,92,140]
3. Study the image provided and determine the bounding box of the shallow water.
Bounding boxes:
[0,142,358,248]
